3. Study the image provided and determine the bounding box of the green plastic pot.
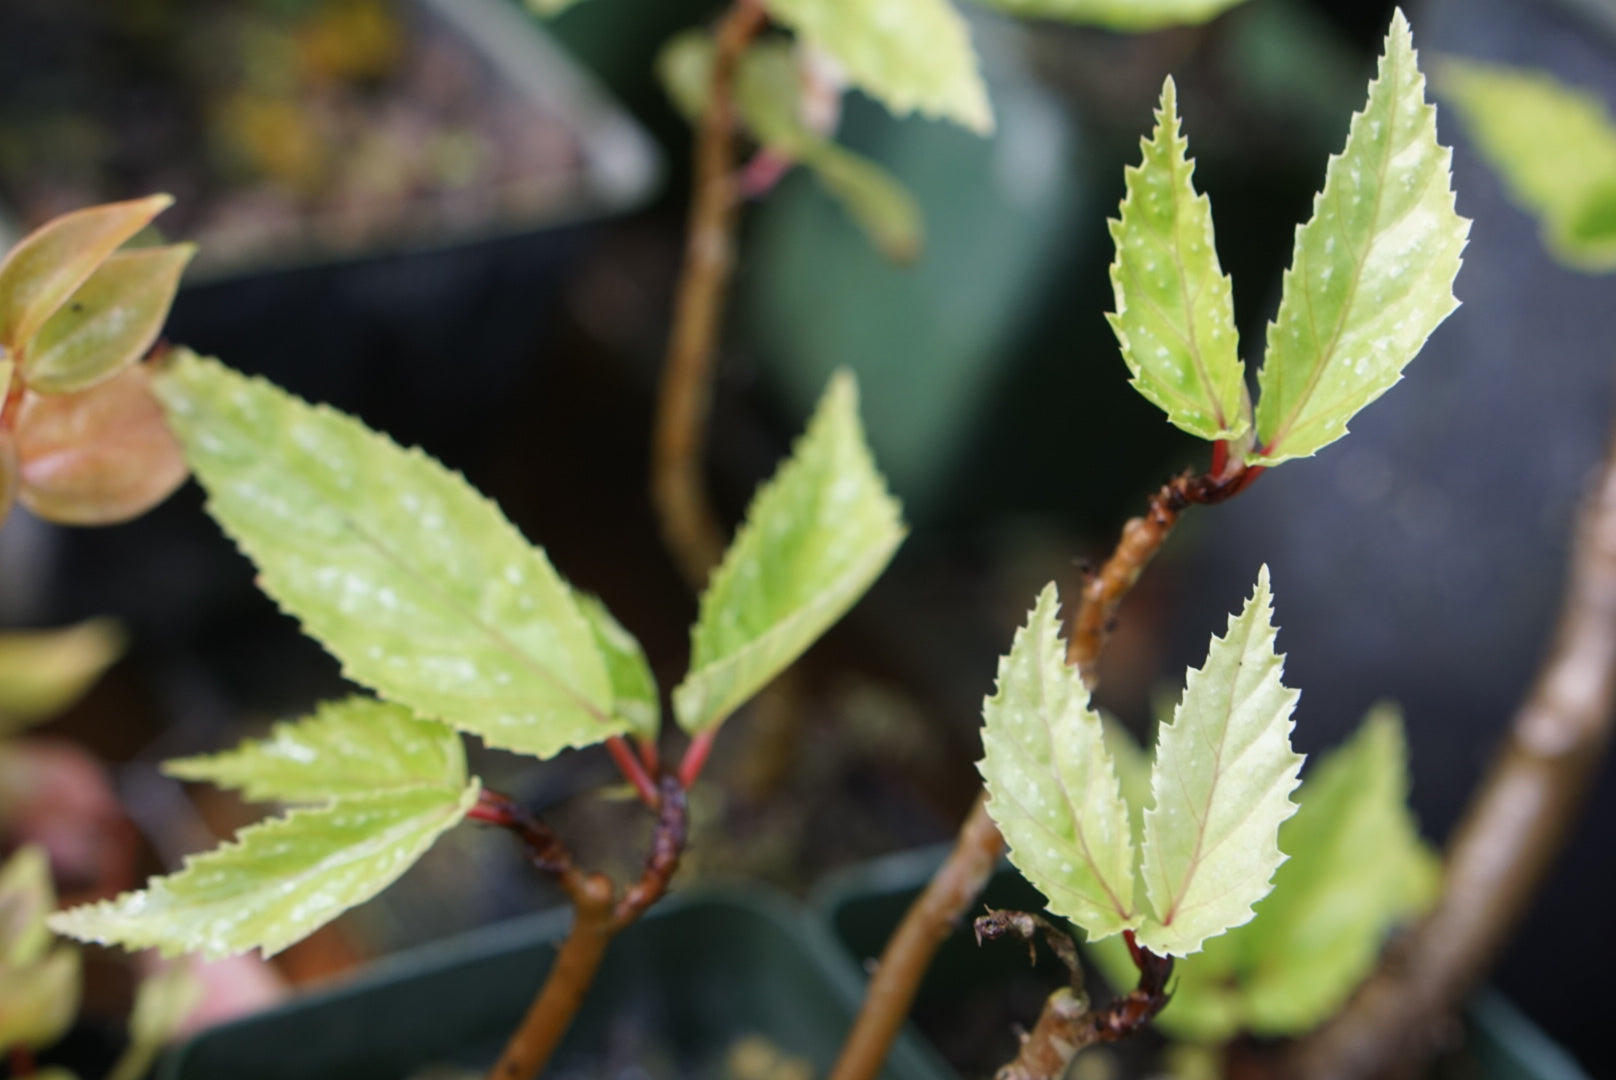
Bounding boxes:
[809,846,1592,1080]
[158,888,947,1080]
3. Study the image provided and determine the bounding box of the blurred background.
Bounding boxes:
[0,0,1611,1075]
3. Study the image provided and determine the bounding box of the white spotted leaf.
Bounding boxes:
[1135,566,1304,957]
[1251,10,1468,465]
[1108,77,1247,441]
[979,584,1140,940]
[674,371,905,734]
[153,351,622,761]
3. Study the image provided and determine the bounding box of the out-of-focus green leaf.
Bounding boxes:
[107,964,203,1080]
[965,0,1250,30]
[525,0,587,15]
[23,244,195,396]
[980,584,1139,941]
[674,371,905,734]
[15,363,189,526]
[0,948,80,1054]
[763,0,992,134]
[164,698,466,805]
[154,352,623,761]
[1108,77,1246,441]
[1135,566,1303,957]
[1437,57,1616,271]
[657,34,924,262]
[1251,11,1467,465]
[574,594,660,742]
[0,847,54,967]
[0,196,172,353]
[0,620,125,736]
[49,781,479,959]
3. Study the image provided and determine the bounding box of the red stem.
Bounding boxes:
[678,728,717,788]
[606,735,660,808]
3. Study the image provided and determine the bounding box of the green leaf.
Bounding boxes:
[980,584,1139,940]
[1135,566,1303,957]
[574,594,660,742]
[1436,58,1616,271]
[657,34,923,263]
[0,846,55,967]
[0,947,80,1054]
[23,244,195,395]
[525,0,587,14]
[108,965,203,1080]
[1231,704,1439,1035]
[0,195,173,353]
[1250,11,1468,465]
[0,619,125,737]
[49,781,479,959]
[154,352,622,761]
[674,371,905,734]
[965,0,1251,30]
[763,0,992,134]
[1108,77,1246,441]
[164,697,467,804]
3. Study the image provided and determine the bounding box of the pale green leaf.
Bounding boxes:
[1232,704,1439,1035]
[164,697,466,804]
[1108,77,1246,441]
[1135,566,1303,956]
[980,584,1139,940]
[763,0,992,134]
[1436,58,1616,271]
[154,352,622,761]
[49,781,479,959]
[23,244,195,395]
[965,0,1250,30]
[0,619,125,737]
[657,34,923,263]
[0,195,172,352]
[574,594,660,743]
[1250,11,1468,465]
[0,948,80,1054]
[0,846,55,967]
[108,965,204,1080]
[674,371,905,734]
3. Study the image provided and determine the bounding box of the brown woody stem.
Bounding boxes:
[828,456,1257,1080]
[651,0,768,589]
[1283,427,1616,1080]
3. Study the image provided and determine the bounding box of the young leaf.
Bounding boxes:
[964,0,1250,30]
[1250,10,1468,465]
[979,584,1140,940]
[1135,566,1303,957]
[49,781,479,959]
[164,698,467,805]
[23,244,196,396]
[0,195,172,353]
[154,352,622,761]
[762,0,992,134]
[1108,77,1246,442]
[574,594,660,742]
[1232,704,1439,1035]
[674,371,905,734]
[15,363,190,525]
[805,142,924,264]
[0,620,125,737]
[1436,58,1616,272]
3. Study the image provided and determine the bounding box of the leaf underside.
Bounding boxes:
[1251,10,1468,465]
[762,0,992,134]
[674,370,905,734]
[1437,57,1616,271]
[1108,76,1246,441]
[164,697,467,804]
[966,0,1250,32]
[1136,565,1303,957]
[980,584,1139,940]
[154,352,625,761]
